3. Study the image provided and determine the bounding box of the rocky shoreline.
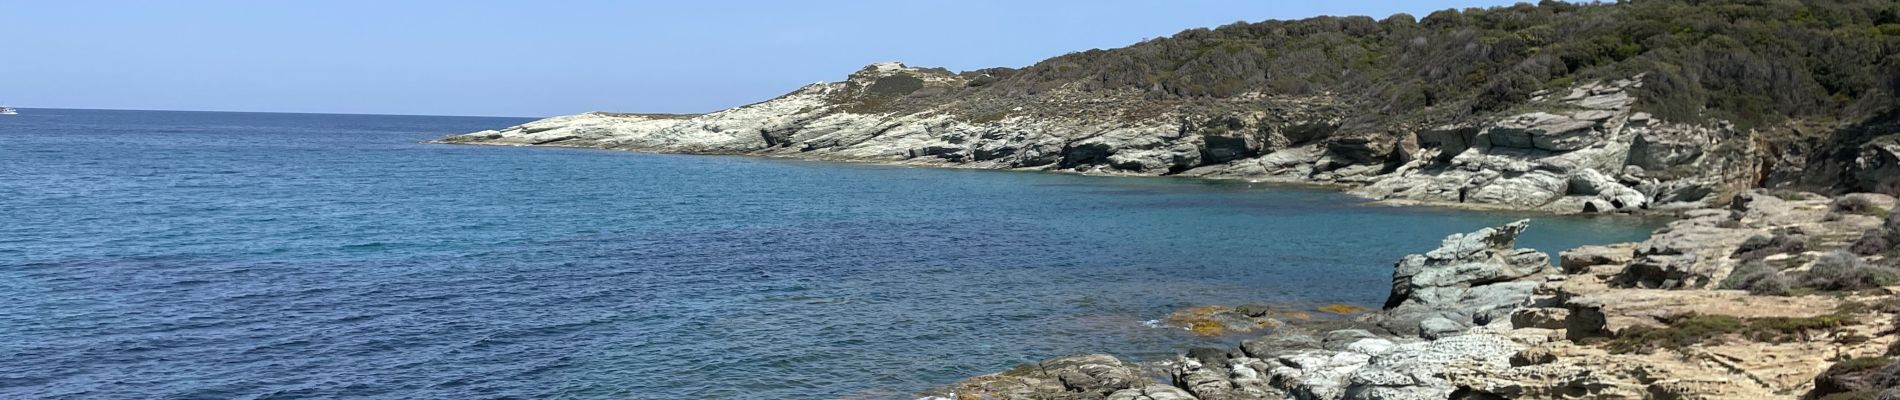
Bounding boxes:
[432,60,1894,219]
[429,71,1900,398]
[434,115,1900,397]
[432,63,1778,217]
[926,191,1900,399]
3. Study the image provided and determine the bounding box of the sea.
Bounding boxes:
[0,109,1662,398]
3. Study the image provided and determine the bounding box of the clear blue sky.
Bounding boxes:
[3,1,1518,117]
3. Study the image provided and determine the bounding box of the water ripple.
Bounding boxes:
[0,110,1663,399]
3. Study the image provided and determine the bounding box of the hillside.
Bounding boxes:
[438,0,1900,214]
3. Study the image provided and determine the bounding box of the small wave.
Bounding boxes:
[339,242,388,250]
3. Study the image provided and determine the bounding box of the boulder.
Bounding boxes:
[1851,135,1900,194]
[1342,334,1524,400]
[1418,317,1466,339]
[1483,112,1604,152]
[1173,355,1285,400]
[935,354,1147,399]
[1628,124,1712,171]
[1319,133,1399,170]
[1164,305,1284,336]
[1559,244,1634,275]
[1567,169,1648,210]
[1466,172,1569,208]
[1811,358,1900,399]
[1416,126,1481,163]
[1044,355,1144,395]
[1383,220,1550,334]
[1106,385,1199,400]
[1614,193,1815,289]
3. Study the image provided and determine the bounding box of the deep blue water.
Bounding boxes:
[0,109,1661,399]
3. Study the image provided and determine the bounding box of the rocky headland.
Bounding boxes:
[437,67,1767,214]
[433,1,1900,398]
[436,1,1900,215]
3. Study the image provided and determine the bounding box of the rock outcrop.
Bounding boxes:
[1381,219,1548,337]
[439,67,1772,214]
[440,2,1900,210]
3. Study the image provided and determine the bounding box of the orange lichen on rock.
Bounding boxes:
[1163,305,1287,336]
[1316,304,1370,315]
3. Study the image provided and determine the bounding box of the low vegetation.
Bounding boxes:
[1731,232,1806,262]
[1812,357,1900,400]
[1804,251,1900,291]
[1831,196,1894,220]
[1850,213,1900,256]
[1607,313,1855,354]
[1315,304,1369,315]
[956,0,1899,132]
[1721,260,1795,295]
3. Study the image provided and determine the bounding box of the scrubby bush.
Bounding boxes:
[1732,232,1806,261]
[1804,251,1900,291]
[1851,230,1894,256]
[967,0,1900,130]
[1813,357,1900,399]
[1851,213,1900,256]
[1609,313,1852,354]
[1879,362,1900,391]
[1831,195,1892,219]
[1722,261,1794,295]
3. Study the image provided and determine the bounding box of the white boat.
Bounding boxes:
[0,107,15,115]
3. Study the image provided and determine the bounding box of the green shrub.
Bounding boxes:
[1804,251,1900,291]
[1721,261,1794,295]
[1851,230,1894,256]
[1732,233,1806,261]
[1831,196,1893,219]
[1607,314,1743,354]
[960,0,1900,129]
[1607,313,1854,354]
[1816,357,1900,399]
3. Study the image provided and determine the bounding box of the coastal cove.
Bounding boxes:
[1,110,1664,398]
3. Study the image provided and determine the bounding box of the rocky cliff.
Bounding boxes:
[438,0,1900,214]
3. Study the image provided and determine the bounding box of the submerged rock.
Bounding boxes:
[1162,305,1287,337]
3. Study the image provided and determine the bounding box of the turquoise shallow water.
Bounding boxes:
[0,109,1661,399]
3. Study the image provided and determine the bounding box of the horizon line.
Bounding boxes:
[9,106,547,120]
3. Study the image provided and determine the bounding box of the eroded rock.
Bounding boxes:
[1383,220,1549,334]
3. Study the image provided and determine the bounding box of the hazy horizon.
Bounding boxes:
[5,1,1516,117]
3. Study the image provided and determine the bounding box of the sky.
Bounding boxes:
[2,1,1519,117]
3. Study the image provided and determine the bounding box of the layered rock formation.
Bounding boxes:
[1380,220,1549,338]
[439,65,1753,214]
